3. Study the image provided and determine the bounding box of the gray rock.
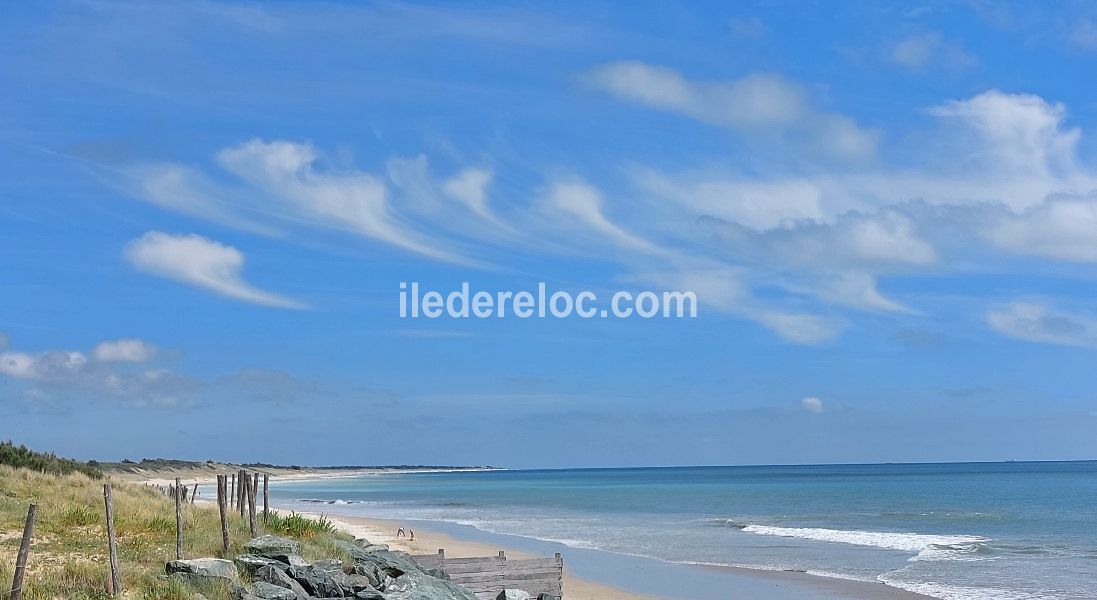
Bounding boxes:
[246,535,303,558]
[253,565,310,600]
[497,591,532,600]
[242,582,298,600]
[235,554,288,576]
[312,559,344,573]
[354,588,385,600]
[288,563,344,597]
[335,573,377,594]
[382,571,479,600]
[166,558,239,581]
[334,540,422,579]
[536,595,562,600]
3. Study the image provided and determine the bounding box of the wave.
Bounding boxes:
[878,574,1063,600]
[738,524,989,554]
[296,498,358,505]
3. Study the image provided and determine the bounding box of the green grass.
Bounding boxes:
[0,465,353,600]
[265,511,338,539]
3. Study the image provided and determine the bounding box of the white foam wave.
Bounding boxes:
[741,524,987,553]
[878,575,1063,600]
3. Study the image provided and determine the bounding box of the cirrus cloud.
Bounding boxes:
[124,231,307,309]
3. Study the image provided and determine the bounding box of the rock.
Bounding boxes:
[253,565,310,600]
[166,558,239,581]
[354,588,385,600]
[246,535,302,558]
[360,543,389,552]
[240,582,298,600]
[312,559,344,573]
[382,571,479,600]
[349,563,386,588]
[235,554,289,576]
[288,563,344,597]
[497,591,532,600]
[536,596,561,600]
[334,540,423,579]
[335,573,376,593]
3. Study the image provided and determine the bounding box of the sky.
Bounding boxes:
[1,0,1096,468]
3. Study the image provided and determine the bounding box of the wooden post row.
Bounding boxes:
[263,474,269,524]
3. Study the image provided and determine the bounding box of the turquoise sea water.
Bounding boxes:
[270,462,1097,600]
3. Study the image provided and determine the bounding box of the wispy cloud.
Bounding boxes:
[0,336,199,408]
[584,61,880,161]
[887,32,978,71]
[92,338,158,363]
[124,231,307,309]
[986,302,1097,348]
[802,397,825,414]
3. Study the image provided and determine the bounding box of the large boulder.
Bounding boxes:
[497,591,532,600]
[334,540,423,579]
[382,571,479,600]
[235,554,288,576]
[253,565,309,600]
[288,563,344,597]
[166,558,239,581]
[246,535,302,558]
[238,581,298,600]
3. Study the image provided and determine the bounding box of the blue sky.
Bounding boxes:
[2,1,1096,468]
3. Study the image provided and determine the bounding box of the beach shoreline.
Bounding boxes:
[138,470,936,600]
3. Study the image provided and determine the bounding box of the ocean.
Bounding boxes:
[269,462,1097,600]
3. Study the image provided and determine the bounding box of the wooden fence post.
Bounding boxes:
[9,503,37,600]
[238,470,246,518]
[191,483,198,504]
[217,475,229,554]
[246,474,258,536]
[263,474,269,524]
[103,484,122,597]
[230,473,236,510]
[174,477,183,560]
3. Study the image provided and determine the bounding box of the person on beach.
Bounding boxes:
[409,531,415,541]
[397,527,405,538]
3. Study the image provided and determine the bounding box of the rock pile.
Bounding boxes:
[165,535,558,600]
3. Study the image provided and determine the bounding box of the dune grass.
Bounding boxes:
[0,465,352,599]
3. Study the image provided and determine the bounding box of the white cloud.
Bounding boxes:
[125,231,307,309]
[0,350,87,380]
[986,302,1097,348]
[585,61,880,161]
[802,396,825,414]
[92,338,158,362]
[986,193,1097,262]
[928,90,1080,177]
[757,312,842,345]
[888,33,978,71]
[543,180,662,254]
[0,338,199,407]
[443,168,495,220]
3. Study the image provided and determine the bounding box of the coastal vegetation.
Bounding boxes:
[0,441,102,479]
[0,461,353,599]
